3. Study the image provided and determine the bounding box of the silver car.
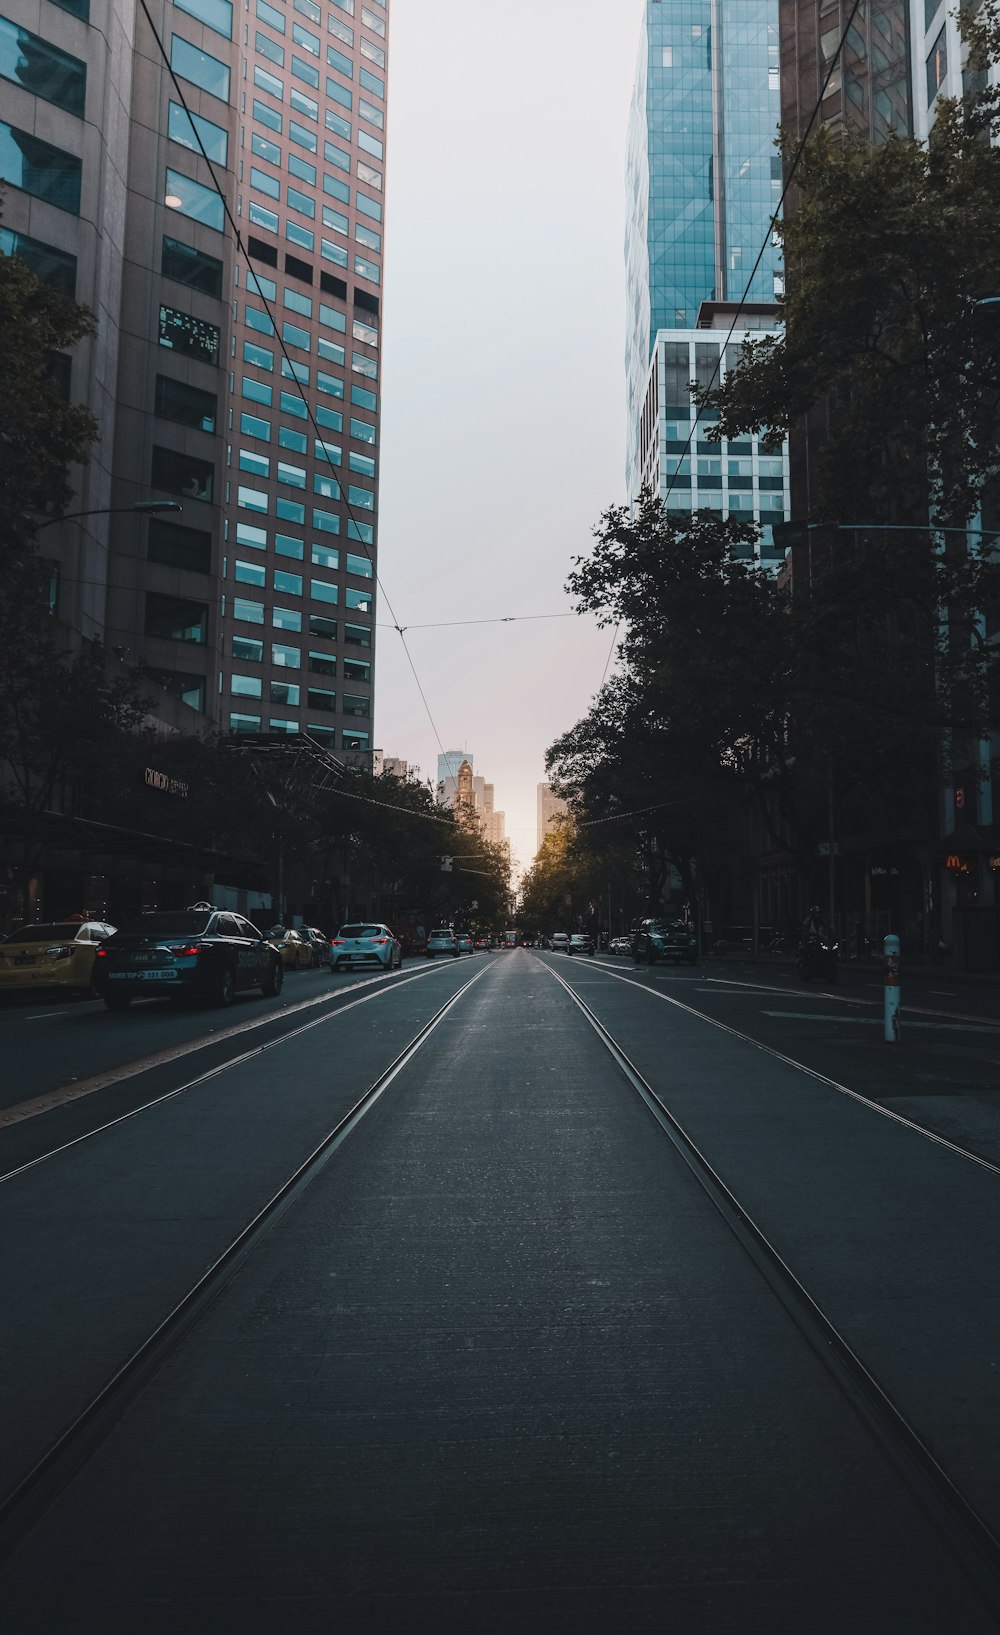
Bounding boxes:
[329,923,402,971]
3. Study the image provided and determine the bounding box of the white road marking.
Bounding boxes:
[764,1010,1000,1034]
[540,954,1000,1177]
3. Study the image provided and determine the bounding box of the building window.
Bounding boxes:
[248,202,279,234]
[310,578,338,603]
[0,122,81,214]
[170,35,231,102]
[342,730,370,750]
[307,687,336,712]
[279,426,308,453]
[289,153,317,186]
[273,606,302,631]
[926,27,947,102]
[148,519,212,574]
[159,304,221,365]
[243,352,274,381]
[234,598,265,624]
[359,66,383,99]
[312,543,339,569]
[232,673,263,697]
[239,447,270,477]
[253,97,282,131]
[230,712,261,733]
[359,97,383,129]
[345,587,371,612]
[0,19,87,117]
[309,613,337,639]
[257,0,285,29]
[275,532,305,558]
[342,692,369,717]
[271,680,301,706]
[309,650,336,676]
[238,485,269,514]
[162,236,223,297]
[344,622,371,648]
[274,569,302,595]
[151,445,214,501]
[165,168,225,232]
[254,64,284,99]
[155,375,217,432]
[346,552,373,578]
[271,643,302,667]
[176,0,233,39]
[168,102,228,165]
[232,636,264,661]
[251,165,280,200]
[236,521,267,549]
[145,592,208,644]
[343,656,369,681]
[0,228,76,297]
[256,30,285,67]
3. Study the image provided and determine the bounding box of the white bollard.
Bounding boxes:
[883,933,901,1043]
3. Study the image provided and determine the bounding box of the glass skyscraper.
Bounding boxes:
[625,0,788,564]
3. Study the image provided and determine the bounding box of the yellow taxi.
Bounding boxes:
[264,925,314,970]
[0,919,117,996]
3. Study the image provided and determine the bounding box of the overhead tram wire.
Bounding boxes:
[137,0,451,761]
[597,0,865,693]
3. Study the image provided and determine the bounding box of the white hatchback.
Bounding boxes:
[550,933,570,953]
[330,923,402,971]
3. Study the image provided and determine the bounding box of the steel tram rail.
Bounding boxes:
[0,960,493,1562]
[0,956,484,1185]
[548,954,1000,1181]
[539,956,1000,1623]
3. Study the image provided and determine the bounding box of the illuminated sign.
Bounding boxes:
[145,767,189,799]
[945,854,972,874]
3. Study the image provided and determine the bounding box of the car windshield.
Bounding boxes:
[339,925,382,938]
[1,923,85,943]
[429,929,453,938]
[119,912,213,936]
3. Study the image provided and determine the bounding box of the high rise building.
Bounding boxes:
[437,748,471,805]
[536,783,567,852]
[625,0,790,566]
[1,0,388,757]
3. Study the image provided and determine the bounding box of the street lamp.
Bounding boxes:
[36,500,182,531]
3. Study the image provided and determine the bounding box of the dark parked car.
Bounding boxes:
[632,918,698,967]
[299,926,331,967]
[93,909,283,1010]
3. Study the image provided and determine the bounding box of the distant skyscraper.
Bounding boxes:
[437,749,472,805]
[625,0,789,565]
[537,784,568,853]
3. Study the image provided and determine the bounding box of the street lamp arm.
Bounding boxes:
[35,501,182,532]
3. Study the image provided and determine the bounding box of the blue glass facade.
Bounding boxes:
[626,0,781,494]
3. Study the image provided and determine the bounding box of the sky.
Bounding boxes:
[374,0,642,878]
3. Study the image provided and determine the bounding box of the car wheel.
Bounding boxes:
[105,993,131,1011]
[213,965,236,1007]
[452,950,459,958]
[262,958,283,998]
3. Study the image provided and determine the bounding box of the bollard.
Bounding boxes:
[883,933,901,1043]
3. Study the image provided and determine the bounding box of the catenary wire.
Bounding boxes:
[597,0,865,694]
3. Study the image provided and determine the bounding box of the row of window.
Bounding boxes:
[231,673,368,714]
[232,634,369,681]
[251,92,381,164]
[255,28,384,94]
[229,714,370,748]
[232,561,372,613]
[145,590,372,651]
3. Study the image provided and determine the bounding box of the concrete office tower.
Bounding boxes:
[0,0,389,756]
[537,783,567,853]
[625,0,790,565]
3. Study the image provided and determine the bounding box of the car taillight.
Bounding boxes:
[95,948,109,958]
[375,938,387,945]
[331,939,344,946]
[171,944,203,957]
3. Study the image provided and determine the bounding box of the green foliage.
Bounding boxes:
[697,48,1000,528]
[0,227,98,558]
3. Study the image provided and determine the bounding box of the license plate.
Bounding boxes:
[13,955,35,966]
[108,970,178,982]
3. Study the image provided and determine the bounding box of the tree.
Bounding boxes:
[0,218,98,562]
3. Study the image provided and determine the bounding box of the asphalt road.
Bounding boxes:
[1,949,999,1630]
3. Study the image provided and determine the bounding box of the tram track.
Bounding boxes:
[0,958,493,1563]
[540,957,1000,1624]
[544,954,1000,1180]
[0,957,482,1183]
